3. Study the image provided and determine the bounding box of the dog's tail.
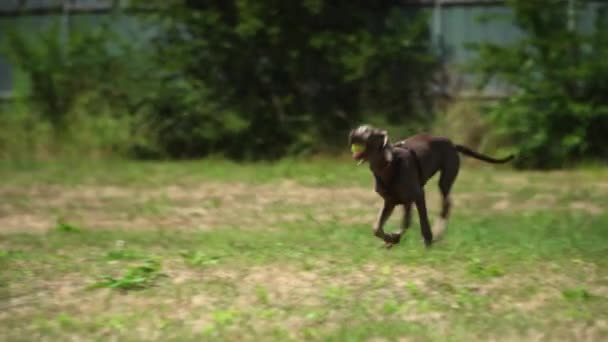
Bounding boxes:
[455,144,515,164]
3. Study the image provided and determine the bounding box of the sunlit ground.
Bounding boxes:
[1,159,607,340]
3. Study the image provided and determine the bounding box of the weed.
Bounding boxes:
[562,287,593,301]
[305,310,328,322]
[255,285,270,305]
[56,313,74,328]
[54,220,81,233]
[259,308,279,319]
[104,249,142,261]
[323,286,350,304]
[467,257,505,279]
[94,259,164,291]
[0,250,25,261]
[453,287,489,311]
[212,309,239,326]
[180,251,222,267]
[405,282,424,298]
[382,299,401,315]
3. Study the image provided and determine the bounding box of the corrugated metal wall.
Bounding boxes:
[0,0,117,98]
[435,6,521,64]
[0,1,603,98]
[434,1,602,63]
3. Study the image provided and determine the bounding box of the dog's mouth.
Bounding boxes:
[351,144,366,162]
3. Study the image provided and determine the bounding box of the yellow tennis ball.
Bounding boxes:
[351,144,365,153]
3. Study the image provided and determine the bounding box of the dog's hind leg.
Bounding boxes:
[433,153,460,240]
[401,202,413,235]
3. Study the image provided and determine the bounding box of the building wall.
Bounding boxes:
[0,1,603,98]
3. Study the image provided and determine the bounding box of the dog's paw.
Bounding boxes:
[384,233,401,245]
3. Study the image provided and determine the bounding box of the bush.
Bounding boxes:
[1,17,155,158]
[4,22,124,134]
[3,3,440,161]
[132,77,252,159]
[469,0,608,169]
[138,1,440,159]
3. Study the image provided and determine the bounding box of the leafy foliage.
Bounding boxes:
[138,1,440,159]
[469,0,608,168]
[2,3,440,160]
[132,77,252,159]
[2,22,141,135]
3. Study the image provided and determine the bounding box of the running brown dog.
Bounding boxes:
[348,125,514,248]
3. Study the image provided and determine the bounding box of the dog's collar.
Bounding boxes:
[380,145,394,169]
[370,146,394,172]
[372,148,400,192]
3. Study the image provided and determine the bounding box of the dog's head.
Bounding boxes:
[348,125,392,164]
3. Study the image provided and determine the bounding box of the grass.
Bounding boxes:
[1,159,607,341]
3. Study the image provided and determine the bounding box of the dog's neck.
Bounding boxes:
[369,146,394,177]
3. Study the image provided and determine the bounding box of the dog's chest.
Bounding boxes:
[373,173,405,202]
[370,155,415,203]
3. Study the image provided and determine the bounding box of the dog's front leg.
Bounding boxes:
[402,202,413,234]
[373,201,395,242]
[414,192,433,247]
[383,202,413,247]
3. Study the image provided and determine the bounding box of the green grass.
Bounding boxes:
[0,157,372,187]
[1,159,608,341]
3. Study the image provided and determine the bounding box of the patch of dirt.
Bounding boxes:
[0,213,51,233]
[1,175,606,233]
[495,174,529,188]
[569,201,604,215]
[0,181,375,233]
[2,259,607,340]
[492,199,511,211]
[456,191,603,215]
[238,265,322,306]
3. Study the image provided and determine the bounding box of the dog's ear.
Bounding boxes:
[381,131,393,162]
[370,129,388,147]
[374,129,393,162]
[366,129,386,144]
[381,130,389,148]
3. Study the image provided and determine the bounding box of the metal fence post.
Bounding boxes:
[568,0,576,31]
[61,0,71,50]
[433,0,443,47]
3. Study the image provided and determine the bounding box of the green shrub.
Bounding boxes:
[469,0,608,169]
[4,23,119,134]
[131,77,251,159]
[1,17,156,159]
[137,1,440,159]
[3,3,440,161]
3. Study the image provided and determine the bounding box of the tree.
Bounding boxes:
[469,0,608,168]
[139,0,439,159]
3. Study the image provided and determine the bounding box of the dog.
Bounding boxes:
[348,125,514,248]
